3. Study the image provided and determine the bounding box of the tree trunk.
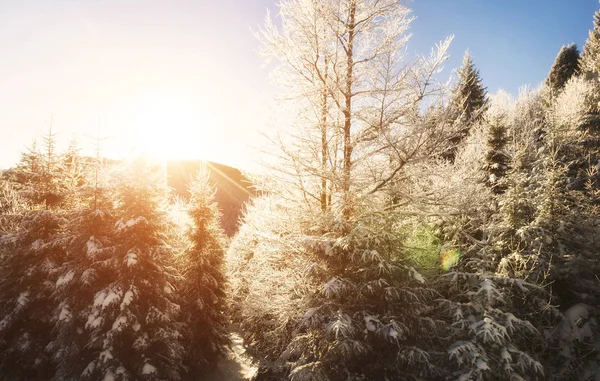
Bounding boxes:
[320,86,329,212]
[342,1,356,221]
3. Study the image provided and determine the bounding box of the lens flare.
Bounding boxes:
[441,249,461,271]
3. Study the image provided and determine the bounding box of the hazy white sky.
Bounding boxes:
[0,0,597,170]
[0,0,274,169]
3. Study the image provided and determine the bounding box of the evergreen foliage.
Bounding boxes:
[547,44,580,94]
[51,157,118,381]
[180,169,229,377]
[580,10,600,77]
[0,209,66,380]
[74,158,184,381]
[2,3,600,381]
[445,52,488,162]
[483,116,509,194]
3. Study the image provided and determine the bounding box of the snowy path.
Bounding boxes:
[205,326,258,381]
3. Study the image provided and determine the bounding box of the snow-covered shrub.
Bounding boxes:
[227,195,311,365]
[552,303,600,380]
[443,272,548,381]
[0,179,28,235]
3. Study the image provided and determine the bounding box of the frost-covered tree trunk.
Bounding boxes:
[258,0,453,220]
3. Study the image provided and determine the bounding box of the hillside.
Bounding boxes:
[166,160,254,236]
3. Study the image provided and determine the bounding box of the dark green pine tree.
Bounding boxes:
[181,169,228,377]
[546,44,580,93]
[445,51,488,162]
[580,10,600,77]
[483,117,510,194]
[77,157,184,381]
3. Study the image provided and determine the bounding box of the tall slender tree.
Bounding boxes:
[483,116,510,194]
[180,169,228,378]
[445,52,488,162]
[580,10,600,77]
[259,0,453,220]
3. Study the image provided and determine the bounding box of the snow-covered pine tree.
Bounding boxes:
[51,151,118,381]
[7,125,67,209]
[580,9,600,78]
[233,1,458,378]
[7,138,42,197]
[441,268,549,381]
[541,75,600,378]
[445,52,488,162]
[546,44,580,94]
[38,124,65,209]
[77,157,184,381]
[0,208,66,380]
[483,116,510,195]
[60,138,85,209]
[0,129,73,380]
[180,169,228,377]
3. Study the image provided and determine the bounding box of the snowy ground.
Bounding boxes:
[206,327,258,381]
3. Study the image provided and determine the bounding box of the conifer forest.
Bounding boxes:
[2,1,600,380]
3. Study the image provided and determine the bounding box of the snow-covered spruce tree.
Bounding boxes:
[474,85,600,380]
[234,1,458,379]
[0,208,66,380]
[483,115,510,195]
[59,138,86,209]
[546,44,580,95]
[7,125,74,210]
[580,9,600,78]
[76,157,184,381]
[541,76,600,378]
[441,272,548,381]
[444,52,488,162]
[50,150,119,381]
[0,129,75,380]
[179,169,228,377]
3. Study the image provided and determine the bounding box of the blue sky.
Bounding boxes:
[0,0,597,169]
[410,0,599,95]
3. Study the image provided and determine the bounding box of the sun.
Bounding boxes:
[111,92,230,164]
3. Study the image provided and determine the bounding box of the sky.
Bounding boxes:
[0,0,598,170]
